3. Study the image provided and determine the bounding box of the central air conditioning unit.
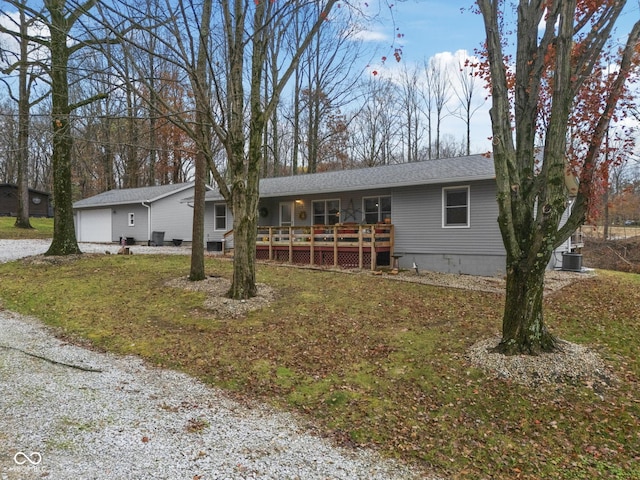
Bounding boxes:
[562,252,583,272]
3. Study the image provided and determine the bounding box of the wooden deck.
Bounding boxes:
[256,224,394,270]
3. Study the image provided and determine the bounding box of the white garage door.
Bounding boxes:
[77,208,112,243]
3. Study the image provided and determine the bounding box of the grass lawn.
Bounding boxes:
[0,217,53,239]
[0,254,638,479]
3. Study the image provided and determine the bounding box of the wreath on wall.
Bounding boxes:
[259,207,269,218]
[299,211,307,220]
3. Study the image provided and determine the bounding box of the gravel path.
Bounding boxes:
[0,240,429,480]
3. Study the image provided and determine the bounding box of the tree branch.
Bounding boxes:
[555,18,640,246]
[0,344,103,372]
[69,92,108,111]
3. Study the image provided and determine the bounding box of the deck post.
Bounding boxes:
[370,228,376,270]
[310,228,317,266]
[288,226,293,264]
[358,226,364,269]
[390,224,395,259]
[332,225,339,267]
[268,227,273,261]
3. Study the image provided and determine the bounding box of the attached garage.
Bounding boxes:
[76,208,112,243]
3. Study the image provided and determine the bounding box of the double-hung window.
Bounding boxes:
[312,199,340,225]
[363,196,391,224]
[214,204,226,230]
[128,213,135,227]
[443,186,469,227]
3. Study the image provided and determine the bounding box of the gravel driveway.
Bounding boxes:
[0,240,428,480]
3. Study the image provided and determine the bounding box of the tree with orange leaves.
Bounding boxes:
[477,0,640,354]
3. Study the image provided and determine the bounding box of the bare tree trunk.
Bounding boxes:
[292,53,301,175]
[15,98,31,228]
[189,144,206,281]
[603,189,610,240]
[188,0,213,282]
[14,4,32,229]
[125,89,139,188]
[494,254,557,355]
[478,0,639,354]
[45,0,82,256]
[225,0,263,299]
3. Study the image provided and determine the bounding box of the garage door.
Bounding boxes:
[77,208,112,243]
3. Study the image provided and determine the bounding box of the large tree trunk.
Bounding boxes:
[15,99,31,229]
[15,4,32,230]
[189,149,206,281]
[478,0,639,356]
[45,0,81,256]
[494,262,557,355]
[227,206,258,299]
[188,0,212,282]
[227,162,259,299]
[227,111,261,299]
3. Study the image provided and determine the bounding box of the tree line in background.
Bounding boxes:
[1,2,638,227]
[0,2,487,201]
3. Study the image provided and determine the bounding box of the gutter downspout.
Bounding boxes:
[142,201,151,243]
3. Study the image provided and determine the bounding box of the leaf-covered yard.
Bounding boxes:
[0,253,638,479]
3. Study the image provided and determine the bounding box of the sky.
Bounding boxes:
[380,1,485,62]
[355,0,640,155]
[359,1,496,153]
[1,1,638,157]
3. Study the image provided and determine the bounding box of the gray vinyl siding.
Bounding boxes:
[205,180,508,275]
[203,203,232,245]
[203,213,217,242]
[392,180,504,256]
[151,190,196,242]
[112,204,148,243]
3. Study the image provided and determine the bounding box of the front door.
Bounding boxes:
[280,202,294,226]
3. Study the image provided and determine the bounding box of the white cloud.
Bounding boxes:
[0,11,21,62]
[0,10,50,71]
[362,49,493,152]
[350,28,389,43]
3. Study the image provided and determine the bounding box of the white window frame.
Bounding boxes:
[214,203,227,231]
[442,186,470,228]
[128,212,135,227]
[312,199,341,225]
[362,196,391,224]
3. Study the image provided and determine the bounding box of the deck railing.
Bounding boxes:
[256,223,394,270]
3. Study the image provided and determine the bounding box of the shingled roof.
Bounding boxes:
[204,153,495,201]
[74,182,196,209]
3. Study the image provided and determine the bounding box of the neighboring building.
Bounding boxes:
[0,184,52,218]
[73,182,204,244]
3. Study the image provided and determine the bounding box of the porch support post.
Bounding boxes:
[310,229,315,266]
[390,225,395,258]
[268,227,273,261]
[358,225,363,269]
[370,228,376,270]
[333,225,338,267]
[288,226,293,264]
